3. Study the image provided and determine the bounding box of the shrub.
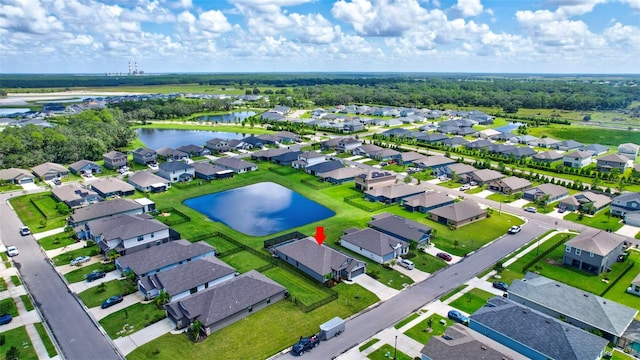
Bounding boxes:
[0,334,5,346]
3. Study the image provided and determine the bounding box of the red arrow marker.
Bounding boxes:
[314,226,326,246]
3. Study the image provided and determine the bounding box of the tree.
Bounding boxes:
[5,346,19,360]
[493,261,504,275]
[155,290,170,308]
[189,319,204,342]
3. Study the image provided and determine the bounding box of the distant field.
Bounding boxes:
[7,84,290,95]
[527,125,639,146]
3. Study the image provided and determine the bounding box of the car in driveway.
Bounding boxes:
[493,281,509,291]
[19,226,31,236]
[447,310,469,324]
[86,271,106,282]
[459,184,471,191]
[524,206,537,213]
[508,225,522,234]
[6,246,19,257]
[557,206,567,213]
[437,252,453,262]
[70,256,91,266]
[398,258,414,270]
[0,313,12,325]
[101,295,123,309]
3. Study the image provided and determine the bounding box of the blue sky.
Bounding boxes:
[1,0,639,74]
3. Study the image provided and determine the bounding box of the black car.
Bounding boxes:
[493,281,509,291]
[86,271,106,282]
[101,295,123,309]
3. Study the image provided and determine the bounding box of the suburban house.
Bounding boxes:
[611,192,640,226]
[339,228,408,264]
[317,167,363,184]
[401,192,454,213]
[271,151,302,166]
[116,239,216,278]
[52,184,101,208]
[237,135,264,149]
[559,191,612,213]
[364,183,425,204]
[205,138,233,153]
[193,162,234,180]
[399,151,426,165]
[478,129,501,139]
[428,200,487,229]
[416,133,448,144]
[534,137,560,148]
[272,237,366,284]
[628,273,640,297]
[177,144,211,157]
[440,136,468,147]
[156,147,189,162]
[306,160,343,176]
[554,139,584,151]
[466,169,504,185]
[157,161,195,183]
[165,270,286,335]
[562,150,593,168]
[355,171,396,191]
[292,151,327,169]
[563,230,627,275]
[256,134,281,145]
[580,144,609,156]
[444,163,477,179]
[469,297,608,360]
[251,148,288,162]
[370,148,401,162]
[381,128,410,138]
[343,120,365,132]
[103,151,128,170]
[0,168,35,185]
[32,162,69,180]
[487,144,516,155]
[502,147,537,159]
[90,178,136,198]
[77,213,172,255]
[128,171,171,193]
[352,144,383,157]
[273,130,300,143]
[368,212,432,246]
[596,153,631,173]
[132,147,157,165]
[522,183,569,204]
[618,143,639,159]
[337,138,362,152]
[487,177,532,195]
[420,323,528,360]
[508,272,638,344]
[532,150,563,163]
[68,160,102,176]
[68,198,147,227]
[465,139,492,150]
[414,155,456,174]
[138,257,236,301]
[214,157,258,173]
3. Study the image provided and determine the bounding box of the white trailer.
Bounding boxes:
[319,317,345,341]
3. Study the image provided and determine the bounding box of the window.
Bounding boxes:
[151,233,154,238]
[190,287,197,294]
[247,305,253,312]
[266,297,271,304]
[565,246,571,252]
[589,252,594,257]
[137,235,144,241]
[575,249,581,256]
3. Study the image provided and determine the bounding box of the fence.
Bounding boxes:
[30,195,63,220]
[521,236,569,273]
[156,207,191,226]
[300,178,333,190]
[263,231,308,249]
[172,180,210,190]
[343,194,393,212]
[600,262,634,297]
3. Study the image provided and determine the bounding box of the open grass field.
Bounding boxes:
[38,232,77,250]
[9,193,67,232]
[564,211,624,232]
[262,267,332,306]
[0,326,39,360]
[33,322,58,358]
[602,250,640,318]
[219,251,271,274]
[527,125,640,146]
[448,288,494,314]
[99,302,166,339]
[77,279,136,308]
[64,262,115,283]
[367,344,413,360]
[7,84,289,95]
[403,313,449,345]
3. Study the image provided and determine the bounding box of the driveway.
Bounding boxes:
[473,189,494,198]
[20,182,41,191]
[392,263,430,283]
[89,292,144,321]
[113,318,175,356]
[69,271,121,293]
[616,224,640,238]
[507,199,529,208]
[349,274,400,301]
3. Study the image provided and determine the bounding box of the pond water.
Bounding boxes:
[195,111,256,123]
[136,128,245,149]
[184,182,335,236]
[0,108,31,116]
[493,122,525,133]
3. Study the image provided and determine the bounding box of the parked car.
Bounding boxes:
[6,246,18,257]
[438,175,448,181]
[0,313,12,325]
[53,179,62,185]
[447,310,469,324]
[459,184,471,191]
[70,256,91,266]
[524,206,537,213]
[437,252,452,262]
[19,226,31,236]
[557,206,567,213]
[101,295,123,309]
[493,281,509,291]
[398,258,414,270]
[469,181,478,186]
[86,271,106,282]
[508,225,522,234]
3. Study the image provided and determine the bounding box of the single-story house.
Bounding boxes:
[306,160,343,176]
[165,271,287,335]
[510,135,539,145]
[128,171,171,193]
[321,138,345,151]
[522,183,568,204]
[317,167,363,184]
[272,151,303,166]
[156,147,189,162]
[90,178,136,198]
[466,169,505,185]
[532,150,563,163]
[370,148,402,162]
[352,144,383,157]
[68,160,102,175]
[52,183,101,208]
[0,168,35,184]
[251,148,289,162]
[68,198,147,227]
[32,162,69,180]
[368,212,432,245]
[273,131,301,143]
[559,191,612,213]
[272,237,366,284]
[502,147,537,159]
[618,143,639,159]
[628,273,640,297]
[381,128,410,138]
[488,177,532,195]
[487,144,516,155]
[580,144,609,156]
[562,150,593,168]
[508,272,638,343]
[103,151,128,170]
[444,163,477,179]
[157,161,195,183]
[596,153,631,173]
[478,129,502,140]
[364,183,425,204]
[256,134,281,145]
[428,201,487,229]
[399,151,426,165]
[401,192,454,213]
[611,192,640,218]
[132,147,157,165]
[554,139,584,151]
[534,137,560,148]
[563,230,627,275]
[465,139,493,150]
[344,120,365,132]
[355,170,396,192]
[416,133,448,144]
[138,257,236,301]
[414,155,456,174]
[116,239,216,278]
[469,297,608,360]
[440,136,468,147]
[339,228,408,264]
[214,157,258,173]
[193,162,234,180]
[176,144,210,157]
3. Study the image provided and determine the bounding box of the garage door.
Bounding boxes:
[350,267,366,278]
[19,178,34,184]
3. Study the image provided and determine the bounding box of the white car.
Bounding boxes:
[508,225,522,234]
[6,246,19,257]
[459,184,471,191]
[19,226,31,236]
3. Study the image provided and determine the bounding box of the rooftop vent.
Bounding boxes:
[481,345,487,350]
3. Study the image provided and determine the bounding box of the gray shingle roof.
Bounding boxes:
[192,162,228,176]
[533,150,563,161]
[87,213,168,243]
[306,160,343,173]
[32,162,67,177]
[402,192,454,209]
[128,171,168,187]
[146,257,235,297]
[509,272,638,337]
[340,228,407,257]
[0,168,33,182]
[364,183,425,199]
[117,240,215,275]
[317,167,363,180]
[158,161,194,172]
[103,151,127,160]
[52,183,99,204]
[565,229,627,256]
[429,200,486,222]
[471,297,609,360]
[275,237,365,276]
[368,212,432,242]
[68,159,101,172]
[414,155,455,168]
[524,183,568,199]
[564,149,593,159]
[470,169,504,182]
[446,163,477,175]
[90,178,135,195]
[597,153,630,164]
[214,157,257,170]
[69,198,143,224]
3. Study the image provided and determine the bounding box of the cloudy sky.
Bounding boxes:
[1,0,639,74]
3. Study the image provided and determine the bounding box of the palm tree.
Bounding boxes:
[155,290,170,308]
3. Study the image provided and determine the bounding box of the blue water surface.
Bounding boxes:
[136,128,244,149]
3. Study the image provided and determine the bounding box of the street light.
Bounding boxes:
[394,335,397,360]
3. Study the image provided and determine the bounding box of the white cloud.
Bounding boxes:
[604,22,640,48]
[0,0,64,34]
[332,0,429,36]
[620,0,640,10]
[449,0,484,18]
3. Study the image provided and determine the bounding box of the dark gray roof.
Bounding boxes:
[214,157,257,170]
[580,144,609,154]
[192,162,228,176]
[156,147,188,158]
[471,169,504,182]
[132,147,156,156]
[415,155,455,168]
[90,178,135,194]
[471,297,609,360]
[565,229,627,256]
[69,198,143,223]
[147,257,235,297]
[402,192,453,209]
[271,150,302,163]
[159,161,194,172]
[440,136,468,146]
[128,171,169,187]
[165,270,285,328]
[176,144,204,154]
[307,160,343,173]
[87,213,168,242]
[368,212,432,241]
[275,237,365,276]
[533,150,563,161]
[68,159,101,172]
[524,183,568,198]
[487,144,517,153]
[446,163,477,174]
[429,200,486,222]
[502,147,537,157]
[465,139,492,149]
[103,151,127,160]
[509,273,638,337]
[340,228,407,257]
[117,240,215,275]
[32,162,67,177]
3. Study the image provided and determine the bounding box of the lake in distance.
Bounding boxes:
[136,128,245,149]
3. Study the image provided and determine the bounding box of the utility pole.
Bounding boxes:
[394,335,397,360]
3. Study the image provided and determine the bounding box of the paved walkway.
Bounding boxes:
[89,292,145,321]
[617,224,640,238]
[113,318,175,355]
[69,270,121,293]
[44,241,86,258]
[32,226,67,240]
[348,274,400,301]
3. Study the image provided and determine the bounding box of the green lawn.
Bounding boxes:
[33,322,58,358]
[394,313,420,329]
[440,284,468,302]
[20,295,34,311]
[602,250,640,319]
[0,298,18,317]
[31,195,66,219]
[0,183,21,192]
[449,288,494,314]
[0,326,38,360]
[486,192,520,203]
[367,344,413,360]
[38,232,77,250]
[77,279,137,308]
[564,211,624,232]
[262,267,334,306]
[411,251,448,273]
[403,313,449,344]
[0,277,6,292]
[527,125,640,147]
[51,244,100,266]
[10,275,20,286]
[99,302,166,339]
[9,193,67,232]
[64,262,115,283]
[359,338,380,352]
[219,251,271,274]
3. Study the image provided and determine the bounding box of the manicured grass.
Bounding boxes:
[99,302,166,339]
[359,338,380,352]
[563,211,624,232]
[449,288,494,314]
[262,267,332,306]
[403,313,449,344]
[394,313,420,329]
[51,244,100,266]
[0,298,19,317]
[611,349,637,360]
[38,232,77,250]
[440,284,468,302]
[31,194,65,218]
[527,125,640,147]
[77,279,137,308]
[9,193,67,232]
[411,251,448,273]
[0,326,38,360]
[10,275,20,286]
[0,183,21,192]
[128,283,377,360]
[34,322,58,357]
[367,344,413,360]
[219,251,271,274]
[465,185,486,194]
[64,262,116,283]
[486,192,520,203]
[20,295,34,311]
[0,277,6,292]
[602,250,640,318]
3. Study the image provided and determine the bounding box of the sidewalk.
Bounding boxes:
[32,226,67,241]
[44,241,86,258]
[113,318,175,355]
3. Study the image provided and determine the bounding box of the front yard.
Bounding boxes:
[39,232,77,250]
[564,211,624,232]
[77,279,137,308]
[448,288,494,314]
[403,313,449,344]
[99,303,166,339]
[51,243,100,266]
[0,326,38,360]
[64,262,116,283]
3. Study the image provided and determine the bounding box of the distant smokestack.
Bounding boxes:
[128,61,132,75]
[135,62,139,75]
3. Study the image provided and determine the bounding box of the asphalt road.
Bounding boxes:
[0,192,122,360]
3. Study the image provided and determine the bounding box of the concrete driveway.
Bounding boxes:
[349,274,400,301]
[617,224,640,237]
[507,199,530,208]
[392,263,430,283]
[473,189,494,198]
[89,292,144,321]
[69,271,121,293]
[113,318,175,356]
